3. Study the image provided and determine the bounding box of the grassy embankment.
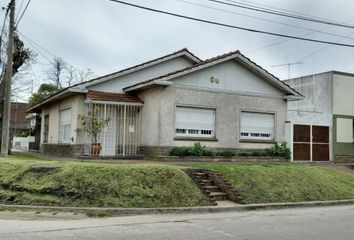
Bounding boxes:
[190,163,354,204]
[0,153,209,208]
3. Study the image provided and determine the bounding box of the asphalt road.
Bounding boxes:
[1,205,354,240]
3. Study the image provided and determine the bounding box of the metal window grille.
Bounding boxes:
[82,103,142,157]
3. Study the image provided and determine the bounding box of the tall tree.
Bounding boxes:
[28,83,58,107]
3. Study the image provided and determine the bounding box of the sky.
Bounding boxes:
[4,0,354,100]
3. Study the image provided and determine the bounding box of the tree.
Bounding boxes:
[47,57,66,90]
[28,83,58,107]
[46,58,96,89]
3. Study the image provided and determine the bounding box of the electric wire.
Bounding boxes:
[107,0,354,48]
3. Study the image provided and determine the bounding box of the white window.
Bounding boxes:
[59,108,71,143]
[240,111,275,141]
[175,106,216,138]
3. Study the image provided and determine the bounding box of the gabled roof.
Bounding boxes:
[27,48,201,112]
[123,50,303,99]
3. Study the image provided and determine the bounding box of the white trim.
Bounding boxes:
[124,80,173,92]
[83,51,201,88]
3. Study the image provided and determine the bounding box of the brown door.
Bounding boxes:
[293,125,311,161]
[312,125,329,161]
[293,124,329,161]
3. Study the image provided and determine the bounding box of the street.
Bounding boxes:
[0,205,354,240]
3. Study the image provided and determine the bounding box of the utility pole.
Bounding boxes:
[271,62,303,79]
[1,0,15,156]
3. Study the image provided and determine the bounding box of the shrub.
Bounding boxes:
[170,147,190,156]
[266,142,291,159]
[190,143,205,156]
[219,151,235,157]
[170,143,213,157]
[238,152,250,157]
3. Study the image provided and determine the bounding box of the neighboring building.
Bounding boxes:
[284,71,354,162]
[27,48,302,157]
[0,102,30,138]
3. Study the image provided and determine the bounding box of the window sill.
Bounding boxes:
[174,137,218,142]
[239,139,277,144]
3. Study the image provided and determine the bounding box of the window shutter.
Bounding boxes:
[240,112,275,140]
[175,106,216,137]
[59,108,72,143]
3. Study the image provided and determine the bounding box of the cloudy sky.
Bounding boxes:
[5,0,354,99]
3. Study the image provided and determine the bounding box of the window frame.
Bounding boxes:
[58,107,72,144]
[239,110,276,142]
[174,105,217,140]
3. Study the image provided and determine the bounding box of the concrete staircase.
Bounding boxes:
[184,168,243,205]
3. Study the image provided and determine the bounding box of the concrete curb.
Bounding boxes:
[1,199,354,216]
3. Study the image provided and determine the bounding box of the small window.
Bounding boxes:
[59,108,71,143]
[175,106,216,138]
[240,111,275,141]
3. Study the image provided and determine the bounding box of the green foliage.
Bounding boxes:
[28,83,58,107]
[16,131,29,137]
[170,143,213,157]
[190,163,354,204]
[77,106,111,144]
[216,151,235,157]
[266,142,291,159]
[0,155,209,208]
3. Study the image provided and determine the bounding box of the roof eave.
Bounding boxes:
[26,88,88,113]
[124,80,173,93]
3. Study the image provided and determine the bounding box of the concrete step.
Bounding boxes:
[209,192,228,201]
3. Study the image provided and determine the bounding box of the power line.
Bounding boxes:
[15,0,31,29]
[107,0,354,48]
[207,0,354,29]
[0,5,9,43]
[178,0,354,41]
[16,0,25,21]
[221,0,347,26]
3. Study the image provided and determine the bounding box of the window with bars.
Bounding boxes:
[240,111,275,141]
[59,108,72,143]
[175,106,216,138]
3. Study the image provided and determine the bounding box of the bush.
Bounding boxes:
[219,151,235,157]
[266,142,291,159]
[170,143,214,157]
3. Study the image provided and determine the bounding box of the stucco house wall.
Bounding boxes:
[284,72,333,161]
[138,86,287,151]
[40,94,86,145]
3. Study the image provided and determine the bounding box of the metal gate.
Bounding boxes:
[83,103,142,157]
[293,124,329,161]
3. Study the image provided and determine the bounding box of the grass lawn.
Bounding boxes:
[189,163,354,204]
[0,153,209,208]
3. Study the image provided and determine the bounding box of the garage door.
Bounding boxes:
[293,124,329,161]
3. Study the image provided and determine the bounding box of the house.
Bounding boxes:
[0,102,30,137]
[27,48,302,157]
[284,71,354,162]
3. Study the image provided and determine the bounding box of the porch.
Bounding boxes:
[81,91,143,157]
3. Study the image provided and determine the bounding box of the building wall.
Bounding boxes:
[332,73,354,157]
[87,57,194,93]
[138,86,287,150]
[173,60,284,96]
[40,94,86,144]
[283,72,333,161]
